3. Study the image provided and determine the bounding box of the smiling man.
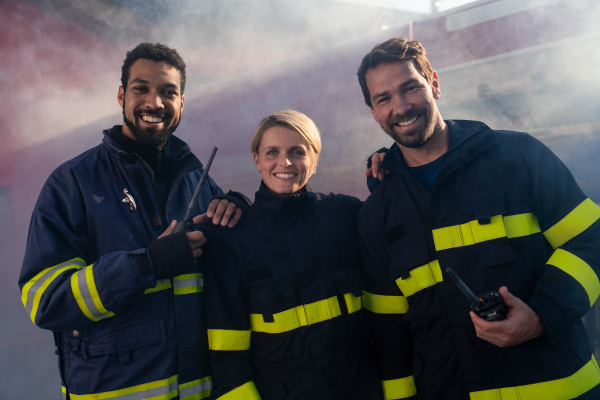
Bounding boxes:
[356,37,600,399]
[19,43,249,400]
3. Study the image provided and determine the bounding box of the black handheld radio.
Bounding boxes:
[445,267,507,321]
[173,147,218,233]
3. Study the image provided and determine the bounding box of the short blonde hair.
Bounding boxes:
[251,109,322,175]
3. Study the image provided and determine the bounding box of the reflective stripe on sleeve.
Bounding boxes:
[68,375,179,400]
[208,329,251,351]
[250,293,362,334]
[381,376,417,399]
[21,258,86,324]
[395,260,443,297]
[433,213,541,252]
[179,377,212,400]
[544,199,600,249]
[470,356,600,400]
[547,249,600,306]
[218,381,260,400]
[71,264,115,321]
[174,273,203,295]
[362,291,409,314]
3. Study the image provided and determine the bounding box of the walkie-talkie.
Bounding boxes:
[173,147,218,233]
[445,267,507,321]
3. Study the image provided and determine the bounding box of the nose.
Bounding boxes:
[392,95,411,115]
[144,89,164,109]
[278,156,292,167]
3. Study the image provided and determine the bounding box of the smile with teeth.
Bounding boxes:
[142,114,164,123]
[394,115,418,126]
[275,173,296,178]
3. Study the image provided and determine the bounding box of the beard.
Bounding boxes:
[382,108,438,149]
[122,101,180,148]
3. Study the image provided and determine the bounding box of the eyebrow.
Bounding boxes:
[129,77,180,90]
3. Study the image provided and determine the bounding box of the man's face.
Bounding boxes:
[366,60,441,149]
[118,59,184,147]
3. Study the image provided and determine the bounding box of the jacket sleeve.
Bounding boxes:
[523,134,600,345]
[358,203,418,400]
[205,229,261,400]
[18,170,158,331]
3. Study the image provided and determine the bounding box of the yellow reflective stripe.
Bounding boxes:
[179,376,212,400]
[548,249,600,307]
[144,279,172,294]
[544,199,600,249]
[250,293,361,334]
[395,260,443,297]
[503,213,541,238]
[208,329,251,351]
[470,356,600,400]
[62,386,67,400]
[219,381,260,400]
[381,376,417,400]
[433,213,542,252]
[21,258,86,324]
[71,265,115,321]
[69,375,179,399]
[174,273,203,295]
[363,291,408,314]
[433,215,507,251]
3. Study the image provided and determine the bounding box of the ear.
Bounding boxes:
[118,86,125,108]
[253,153,261,172]
[180,94,185,112]
[431,71,441,100]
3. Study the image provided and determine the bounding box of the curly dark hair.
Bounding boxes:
[357,37,434,108]
[121,42,187,94]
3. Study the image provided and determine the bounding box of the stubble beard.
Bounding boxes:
[122,100,180,148]
[384,108,437,149]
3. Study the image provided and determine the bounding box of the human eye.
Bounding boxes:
[291,149,306,157]
[131,85,148,93]
[266,149,278,157]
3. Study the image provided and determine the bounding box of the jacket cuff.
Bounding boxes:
[147,231,196,280]
[527,294,568,345]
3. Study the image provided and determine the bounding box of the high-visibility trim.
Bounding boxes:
[68,374,179,400]
[381,376,417,399]
[208,329,251,351]
[250,293,361,334]
[174,273,203,295]
[144,279,172,294]
[179,376,212,400]
[544,199,600,249]
[395,260,443,297]
[503,213,541,238]
[547,249,600,307]
[62,385,67,400]
[21,258,86,324]
[362,291,409,314]
[218,381,260,400]
[71,264,115,322]
[470,356,600,400]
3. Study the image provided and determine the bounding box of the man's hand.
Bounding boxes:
[365,151,390,181]
[199,198,243,227]
[160,220,207,258]
[470,286,545,347]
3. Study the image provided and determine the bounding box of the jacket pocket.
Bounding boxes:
[88,315,166,364]
[458,192,515,268]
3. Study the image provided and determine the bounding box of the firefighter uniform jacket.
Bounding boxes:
[205,183,382,399]
[19,126,222,400]
[358,120,600,400]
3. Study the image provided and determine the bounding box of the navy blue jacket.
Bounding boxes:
[205,183,382,400]
[19,126,222,399]
[358,120,600,399]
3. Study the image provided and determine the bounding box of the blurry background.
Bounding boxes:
[2,0,599,397]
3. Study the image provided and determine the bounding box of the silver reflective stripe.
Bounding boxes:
[173,277,202,289]
[173,274,203,295]
[75,267,112,320]
[70,379,178,400]
[180,380,212,399]
[24,259,86,314]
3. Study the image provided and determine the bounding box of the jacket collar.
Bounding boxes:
[380,120,498,177]
[254,181,312,216]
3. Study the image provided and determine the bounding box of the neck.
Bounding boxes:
[399,120,449,167]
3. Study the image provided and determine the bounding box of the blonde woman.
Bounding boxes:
[205,110,382,399]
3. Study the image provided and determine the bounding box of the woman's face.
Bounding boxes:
[254,125,313,195]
